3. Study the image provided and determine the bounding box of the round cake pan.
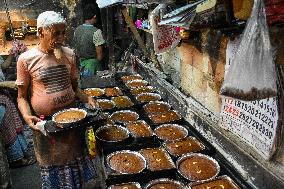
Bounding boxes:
[96,99,116,110]
[143,101,171,114]
[106,150,147,174]
[154,124,188,141]
[121,74,143,82]
[188,175,241,189]
[176,153,220,182]
[83,88,105,97]
[95,124,130,143]
[145,178,187,189]
[108,182,142,189]
[126,79,148,89]
[52,108,87,124]
[110,110,139,124]
[136,93,161,103]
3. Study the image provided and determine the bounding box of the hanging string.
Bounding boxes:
[4,0,15,41]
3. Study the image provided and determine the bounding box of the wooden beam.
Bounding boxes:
[121,7,162,70]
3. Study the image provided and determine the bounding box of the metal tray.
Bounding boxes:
[45,108,102,134]
[45,115,102,134]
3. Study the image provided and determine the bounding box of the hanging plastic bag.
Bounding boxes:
[220,0,277,101]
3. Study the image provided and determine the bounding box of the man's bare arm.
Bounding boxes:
[96,45,103,61]
[17,85,40,130]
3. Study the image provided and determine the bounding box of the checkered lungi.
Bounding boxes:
[0,94,24,145]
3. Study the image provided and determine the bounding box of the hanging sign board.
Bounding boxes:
[219,97,278,159]
[219,38,279,159]
[150,4,181,54]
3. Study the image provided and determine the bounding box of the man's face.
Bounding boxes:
[39,23,66,50]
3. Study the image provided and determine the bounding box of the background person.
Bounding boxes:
[73,3,105,78]
[0,43,35,168]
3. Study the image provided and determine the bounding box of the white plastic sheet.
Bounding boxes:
[221,0,277,101]
[96,0,123,8]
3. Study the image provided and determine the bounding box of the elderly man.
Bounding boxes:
[16,11,97,188]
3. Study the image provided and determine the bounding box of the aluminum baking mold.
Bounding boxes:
[130,86,155,95]
[154,124,188,141]
[104,87,123,97]
[126,120,154,138]
[143,101,171,114]
[110,110,139,124]
[126,79,148,89]
[148,110,182,124]
[52,108,87,124]
[106,150,147,174]
[188,175,241,189]
[108,182,142,189]
[139,147,176,171]
[163,136,206,157]
[111,96,134,108]
[145,178,188,189]
[121,74,143,82]
[96,99,116,110]
[95,124,130,142]
[136,92,162,103]
[83,88,105,97]
[176,153,220,182]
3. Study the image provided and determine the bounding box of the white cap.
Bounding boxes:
[37,11,66,31]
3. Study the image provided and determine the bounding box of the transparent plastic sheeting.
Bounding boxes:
[159,0,204,28]
[96,0,172,8]
[220,0,277,101]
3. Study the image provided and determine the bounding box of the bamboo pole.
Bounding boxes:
[121,7,162,70]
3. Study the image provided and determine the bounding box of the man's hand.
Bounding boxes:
[0,81,17,90]
[86,96,99,109]
[23,115,41,131]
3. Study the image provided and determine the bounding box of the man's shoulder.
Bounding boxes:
[18,48,40,62]
[61,46,75,57]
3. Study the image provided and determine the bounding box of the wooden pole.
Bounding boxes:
[121,7,162,70]
[106,7,115,71]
